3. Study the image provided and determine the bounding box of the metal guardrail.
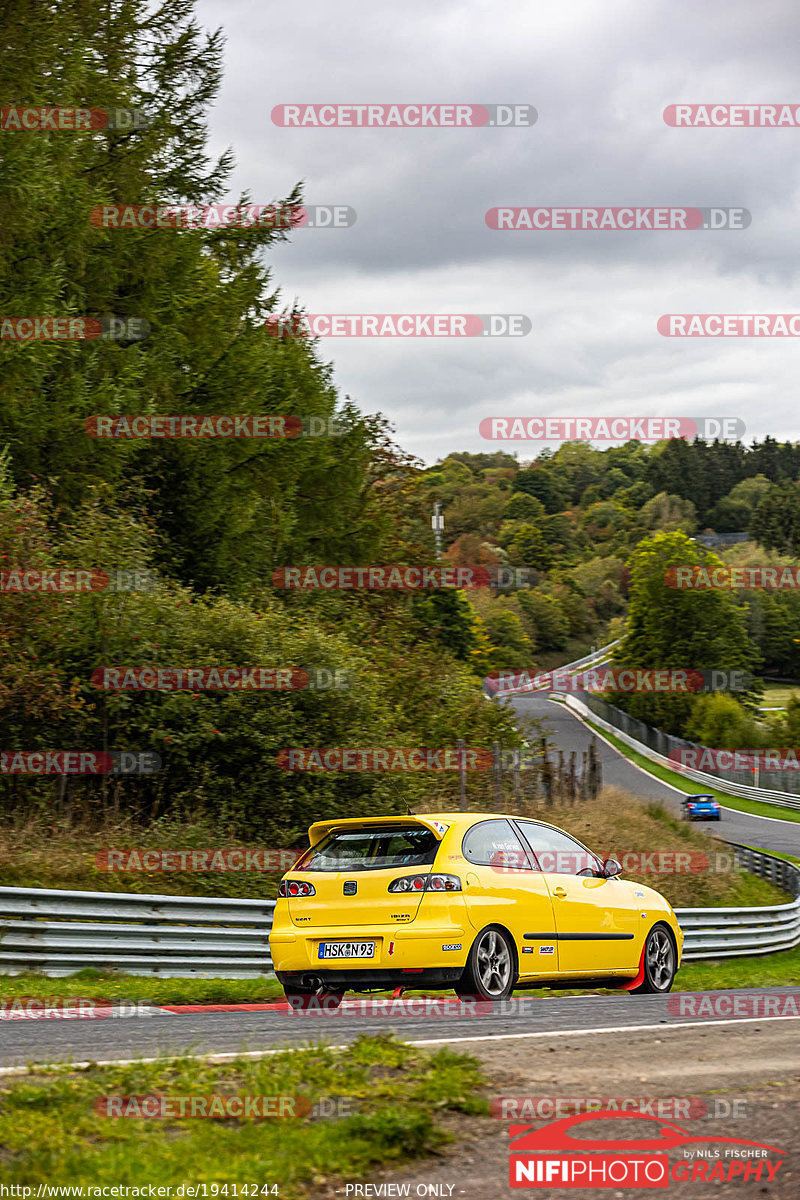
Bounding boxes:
[564,693,800,812]
[676,845,800,960]
[0,887,274,978]
[1,844,798,976]
[485,639,621,698]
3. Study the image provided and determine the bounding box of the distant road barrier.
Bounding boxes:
[483,639,621,698]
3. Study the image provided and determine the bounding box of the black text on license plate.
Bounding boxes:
[318,941,375,959]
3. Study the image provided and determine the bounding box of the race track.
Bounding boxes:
[2,988,799,1071]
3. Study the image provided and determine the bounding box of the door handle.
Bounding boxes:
[552,886,567,899]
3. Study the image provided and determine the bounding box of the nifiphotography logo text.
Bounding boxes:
[508,1111,784,1188]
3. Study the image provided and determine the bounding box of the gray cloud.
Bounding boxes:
[196,0,800,461]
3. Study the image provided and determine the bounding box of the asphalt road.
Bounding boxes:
[2,988,799,1070]
[509,693,800,856]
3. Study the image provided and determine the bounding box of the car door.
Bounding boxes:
[515,820,641,974]
[459,818,559,976]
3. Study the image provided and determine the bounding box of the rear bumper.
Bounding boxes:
[269,921,470,974]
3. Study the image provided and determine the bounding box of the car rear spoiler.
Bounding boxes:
[306,815,452,848]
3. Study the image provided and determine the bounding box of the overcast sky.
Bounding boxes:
[194,0,800,464]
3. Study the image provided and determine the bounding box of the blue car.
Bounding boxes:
[682,794,721,821]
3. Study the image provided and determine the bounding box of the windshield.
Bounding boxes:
[297,825,439,872]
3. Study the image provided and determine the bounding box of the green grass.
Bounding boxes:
[674,942,800,991]
[0,1034,488,1191]
[582,714,800,825]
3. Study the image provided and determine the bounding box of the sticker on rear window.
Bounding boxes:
[430,820,449,836]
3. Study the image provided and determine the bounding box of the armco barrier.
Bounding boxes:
[0,887,274,977]
[1,845,798,975]
[675,844,800,960]
[564,692,800,812]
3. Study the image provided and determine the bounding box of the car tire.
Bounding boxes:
[455,925,518,1001]
[631,923,677,994]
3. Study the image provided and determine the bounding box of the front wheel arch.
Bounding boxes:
[630,921,678,994]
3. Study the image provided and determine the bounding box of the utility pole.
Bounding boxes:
[431,501,444,559]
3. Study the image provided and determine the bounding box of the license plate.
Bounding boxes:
[318,941,375,960]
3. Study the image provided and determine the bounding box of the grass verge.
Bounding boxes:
[532,789,790,908]
[674,942,800,991]
[0,1034,487,1192]
[0,813,296,897]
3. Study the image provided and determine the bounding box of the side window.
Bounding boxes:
[462,819,534,870]
[516,821,601,876]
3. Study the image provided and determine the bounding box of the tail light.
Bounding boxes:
[278,879,316,897]
[388,873,461,893]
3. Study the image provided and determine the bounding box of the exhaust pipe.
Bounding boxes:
[301,974,322,991]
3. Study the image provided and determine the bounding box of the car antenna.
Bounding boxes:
[390,777,415,815]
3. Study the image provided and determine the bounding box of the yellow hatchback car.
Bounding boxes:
[269,812,683,1005]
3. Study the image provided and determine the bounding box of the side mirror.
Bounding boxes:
[602,858,622,878]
